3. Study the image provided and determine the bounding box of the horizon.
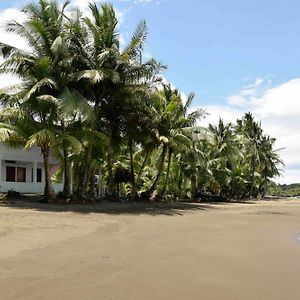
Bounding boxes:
[0,0,299,184]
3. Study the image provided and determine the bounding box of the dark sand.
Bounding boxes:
[1,199,300,299]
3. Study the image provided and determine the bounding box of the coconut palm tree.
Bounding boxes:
[258,135,284,197]
[208,119,241,197]
[145,83,205,200]
[67,3,163,196]
[0,0,79,198]
[236,113,263,197]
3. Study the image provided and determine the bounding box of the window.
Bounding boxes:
[17,167,26,182]
[37,168,42,182]
[6,166,27,182]
[6,166,16,182]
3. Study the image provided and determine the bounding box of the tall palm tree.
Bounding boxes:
[146,83,205,200]
[258,135,284,197]
[236,112,263,198]
[67,3,163,196]
[208,119,240,197]
[0,0,79,199]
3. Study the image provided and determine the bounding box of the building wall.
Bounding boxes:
[0,144,63,194]
[0,182,63,193]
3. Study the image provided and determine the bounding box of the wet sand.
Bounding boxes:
[1,199,300,300]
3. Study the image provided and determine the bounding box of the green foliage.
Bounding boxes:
[267,182,300,197]
[0,0,284,201]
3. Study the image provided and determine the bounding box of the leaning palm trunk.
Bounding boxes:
[148,144,167,200]
[161,147,173,199]
[42,146,56,202]
[133,148,151,200]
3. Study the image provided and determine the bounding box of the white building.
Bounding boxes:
[0,144,63,193]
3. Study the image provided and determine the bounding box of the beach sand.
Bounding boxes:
[1,198,300,300]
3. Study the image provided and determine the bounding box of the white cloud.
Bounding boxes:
[227,95,249,107]
[227,77,266,107]
[200,105,244,126]
[72,0,91,9]
[67,0,126,24]
[0,8,29,51]
[120,0,159,4]
[253,79,300,116]
[0,7,28,89]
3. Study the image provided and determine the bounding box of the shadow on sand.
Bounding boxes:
[0,196,221,216]
[0,194,266,216]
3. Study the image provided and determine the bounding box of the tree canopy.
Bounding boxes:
[0,0,283,202]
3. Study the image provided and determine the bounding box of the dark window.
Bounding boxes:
[17,167,26,182]
[6,166,16,182]
[37,168,42,182]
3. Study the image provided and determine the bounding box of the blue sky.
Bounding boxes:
[0,0,300,183]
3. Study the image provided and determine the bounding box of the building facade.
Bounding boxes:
[0,144,63,193]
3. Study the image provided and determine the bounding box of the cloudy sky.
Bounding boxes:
[0,0,299,184]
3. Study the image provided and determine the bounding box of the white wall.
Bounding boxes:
[0,144,63,194]
[0,181,63,193]
[0,144,58,164]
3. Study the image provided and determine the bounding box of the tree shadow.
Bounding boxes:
[0,196,218,216]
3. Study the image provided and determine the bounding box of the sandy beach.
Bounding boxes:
[1,198,300,300]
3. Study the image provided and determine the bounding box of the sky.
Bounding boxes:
[0,0,299,184]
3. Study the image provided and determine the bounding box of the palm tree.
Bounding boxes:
[0,0,80,198]
[208,119,240,197]
[67,3,163,196]
[146,83,205,200]
[258,135,284,197]
[236,113,263,198]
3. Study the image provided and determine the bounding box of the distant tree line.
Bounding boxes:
[267,182,300,197]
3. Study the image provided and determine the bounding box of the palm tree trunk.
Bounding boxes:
[78,100,101,197]
[128,140,136,201]
[148,144,167,199]
[63,145,71,198]
[249,155,256,197]
[107,125,116,197]
[177,168,183,197]
[191,175,197,199]
[78,144,92,196]
[42,146,56,202]
[133,148,151,200]
[261,178,267,198]
[161,147,173,199]
[137,148,151,181]
[61,120,71,198]
[98,168,102,197]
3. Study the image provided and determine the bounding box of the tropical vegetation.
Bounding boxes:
[0,0,283,202]
[267,182,300,198]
